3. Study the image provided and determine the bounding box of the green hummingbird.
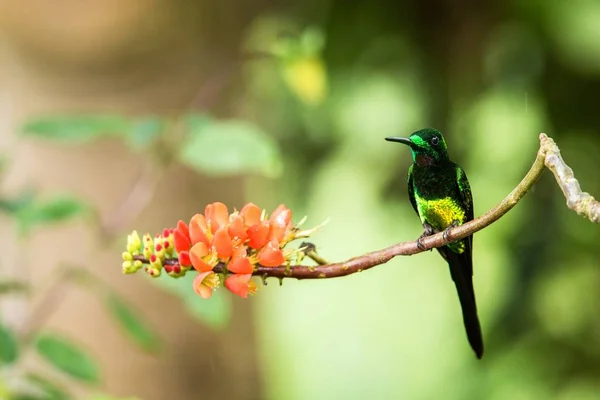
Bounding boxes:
[385,128,484,359]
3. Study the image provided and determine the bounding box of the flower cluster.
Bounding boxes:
[122,202,316,299]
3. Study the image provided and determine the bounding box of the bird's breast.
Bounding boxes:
[416,197,466,232]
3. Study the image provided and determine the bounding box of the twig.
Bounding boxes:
[542,135,600,222]
[133,133,598,280]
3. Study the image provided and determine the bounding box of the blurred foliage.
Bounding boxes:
[35,334,100,383]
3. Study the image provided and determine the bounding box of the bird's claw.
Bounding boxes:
[417,223,435,251]
[442,220,460,242]
[417,236,427,251]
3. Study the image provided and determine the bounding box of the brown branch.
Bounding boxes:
[133,133,598,280]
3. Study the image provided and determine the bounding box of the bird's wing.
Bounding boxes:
[456,166,474,223]
[406,164,419,218]
[455,165,474,275]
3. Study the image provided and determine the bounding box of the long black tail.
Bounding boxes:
[445,251,484,359]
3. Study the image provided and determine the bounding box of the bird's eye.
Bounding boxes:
[431,136,439,146]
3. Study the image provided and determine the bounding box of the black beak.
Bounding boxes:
[385,136,414,148]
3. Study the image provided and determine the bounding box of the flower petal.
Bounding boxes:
[212,226,234,259]
[190,242,214,272]
[257,239,285,267]
[193,271,215,299]
[228,215,248,242]
[224,274,256,298]
[205,202,229,234]
[177,220,190,239]
[174,228,191,253]
[178,250,192,266]
[247,221,270,249]
[240,203,262,227]
[189,214,210,246]
[228,255,254,274]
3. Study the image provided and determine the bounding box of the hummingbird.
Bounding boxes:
[385,128,484,359]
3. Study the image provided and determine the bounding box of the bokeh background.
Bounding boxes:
[0,1,599,399]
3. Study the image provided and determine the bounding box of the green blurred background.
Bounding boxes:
[0,1,599,399]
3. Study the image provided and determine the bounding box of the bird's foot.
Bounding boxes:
[417,223,435,251]
[442,220,460,242]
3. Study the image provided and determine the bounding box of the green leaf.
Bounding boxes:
[179,119,283,178]
[35,334,100,384]
[125,118,165,151]
[16,195,89,236]
[154,273,231,331]
[0,323,19,365]
[21,115,130,144]
[105,293,161,353]
[26,373,72,400]
[0,188,37,215]
[0,280,29,295]
[28,196,88,224]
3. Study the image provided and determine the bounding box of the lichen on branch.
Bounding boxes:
[122,133,599,299]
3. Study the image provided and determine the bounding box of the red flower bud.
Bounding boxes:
[178,251,191,266]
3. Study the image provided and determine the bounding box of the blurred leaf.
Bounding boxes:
[26,196,88,224]
[16,195,89,236]
[0,188,37,215]
[125,118,165,151]
[87,395,140,400]
[299,27,325,55]
[179,119,283,178]
[0,280,29,295]
[26,373,71,400]
[105,293,161,353]
[0,323,19,365]
[186,113,213,132]
[153,273,231,331]
[21,115,130,144]
[282,55,328,105]
[35,334,100,384]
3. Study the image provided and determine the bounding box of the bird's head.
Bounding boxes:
[385,128,449,166]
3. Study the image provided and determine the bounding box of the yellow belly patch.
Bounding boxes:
[417,197,466,232]
[417,197,467,253]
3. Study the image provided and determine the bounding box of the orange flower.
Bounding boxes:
[189,214,210,246]
[268,204,293,242]
[193,271,220,299]
[247,221,270,249]
[212,226,233,259]
[190,242,215,272]
[173,222,191,253]
[240,203,262,227]
[257,239,285,267]
[228,214,248,242]
[227,247,254,274]
[224,274,257,298]
[205,202,229,234]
